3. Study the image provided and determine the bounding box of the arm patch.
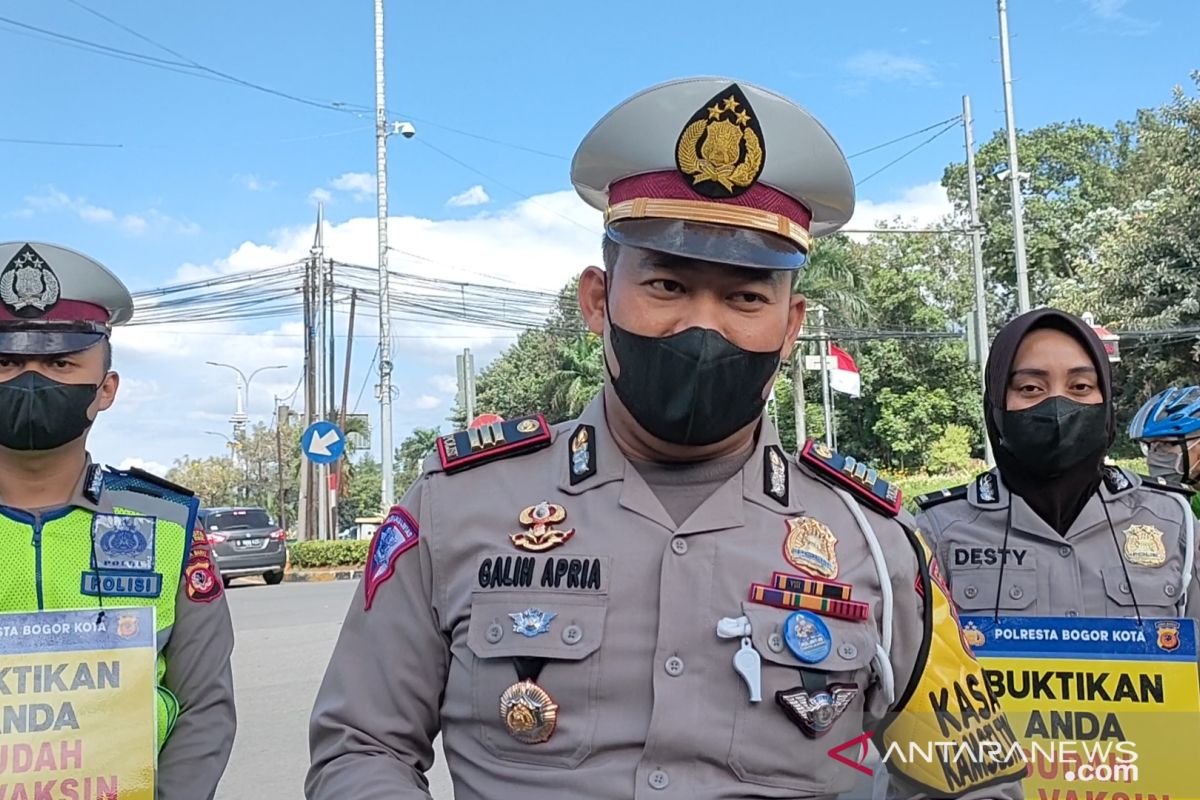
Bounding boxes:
[913,484,968,511]
[364,505,420,610]
[798,439,900,516]
[436,414,552,474]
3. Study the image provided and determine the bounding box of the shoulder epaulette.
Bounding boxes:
[914,484,968,511]
[437,413,552,474]
[1102,465,1135,494]
[798,439,900,516]
[1136,473,1196,497]
[103,466,196,504]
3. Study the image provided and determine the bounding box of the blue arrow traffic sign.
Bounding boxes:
[302,421,346,464]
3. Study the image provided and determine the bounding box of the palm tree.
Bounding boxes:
[395,427,442,495]
[796,235,871,327]
[546,335,605,420]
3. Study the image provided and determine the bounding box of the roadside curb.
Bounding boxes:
[284,569,364,583]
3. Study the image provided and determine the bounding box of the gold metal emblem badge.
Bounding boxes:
[784,517,839,579]
[675,84,765,199]
[510,501,575,552]
[500,679,559,743]
[814,442,834,460]
[1123,524,1167,567]
[517,419,540,434]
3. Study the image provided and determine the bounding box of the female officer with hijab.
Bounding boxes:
[915,308,1200,622]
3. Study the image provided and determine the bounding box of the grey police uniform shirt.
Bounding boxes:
[915,468,1200,622]
[307,397,1023,800]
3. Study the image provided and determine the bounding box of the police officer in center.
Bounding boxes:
[308,78,1026,800]
[916,309,1199,624]
[0,242,236,797]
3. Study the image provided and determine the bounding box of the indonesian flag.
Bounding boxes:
[828,344,861,398]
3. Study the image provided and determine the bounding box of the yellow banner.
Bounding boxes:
[963,615,1200,800]
[0,607,156,800]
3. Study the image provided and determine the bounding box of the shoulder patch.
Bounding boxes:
[914,484,968,511]
[364,505,420,610]
[798,439,900,516]
[1136,473,1197,497]
[975,471,999,504]
[568,424,597,485]
[104,466,195,503]
[437,414,552,475]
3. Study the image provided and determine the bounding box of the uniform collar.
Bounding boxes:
[976,466,1135,543]
[557,394,803,532]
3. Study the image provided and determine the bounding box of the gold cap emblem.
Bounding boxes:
[675,83,766,199]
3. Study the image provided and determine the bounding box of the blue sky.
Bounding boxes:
[0,0,1195,474]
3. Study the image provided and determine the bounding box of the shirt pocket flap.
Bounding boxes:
[744,604,876,671]
[1102,564,1182,608]
[950,565,1037,611]
[468,590,606,660]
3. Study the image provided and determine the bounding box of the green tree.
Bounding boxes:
[339,456,382,529]
[395,426,442,497]
[546,334,604,420]
[167,456,242,508]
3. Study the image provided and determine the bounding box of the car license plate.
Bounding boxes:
[236,538,263,548]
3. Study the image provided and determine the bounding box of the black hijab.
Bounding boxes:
[984,309,1116,535]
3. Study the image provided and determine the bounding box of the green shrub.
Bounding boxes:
[288,540,371,569]
[927,424,974,474]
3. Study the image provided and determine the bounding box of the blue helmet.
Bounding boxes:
[1128,386,1200,440]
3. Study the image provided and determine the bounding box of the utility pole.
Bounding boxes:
[299,243,314,540]
[457,348,476,421]
[335,289,358,530]
[998,0,1031,313]
[275,397,287,531]
[963,96,995,467]
[792,337,806,451]
[374,0,396,511]
[312,207,330,541]
[817,306,834,449]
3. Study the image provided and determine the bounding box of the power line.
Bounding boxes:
[0,136,121,148]
[846,116,963,159]
[353,345,380,414]
[854,118,963,187]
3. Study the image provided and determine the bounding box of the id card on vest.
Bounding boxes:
[0,607,157,798]
[961,614,1200,796]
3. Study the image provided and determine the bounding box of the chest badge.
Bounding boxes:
[1123,524,1166,567]
[499,679,559,744]
[783,517,839,579]
[92,515,156,572]
[509,608,556,638]
[776,684,857,739]
[1157,621,1181,652]
[783,610,832,664]
[510,502,575,553]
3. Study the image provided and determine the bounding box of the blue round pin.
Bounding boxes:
[783,610,832,664]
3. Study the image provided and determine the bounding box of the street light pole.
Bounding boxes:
[205,361,288,438]
[997,0,1032,313]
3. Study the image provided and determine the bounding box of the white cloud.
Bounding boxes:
[1081,0,1156,33]
[447,185,490,208]
[330,172,374,201]
[308,187,334,206]
[91,189,603,469]
[846,182,954,241]
[22,187,198,236]
[842,51,938,92]
[118,457,170,477]
[235,174,276,192]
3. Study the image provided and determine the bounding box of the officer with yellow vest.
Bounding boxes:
[0,242,236,798]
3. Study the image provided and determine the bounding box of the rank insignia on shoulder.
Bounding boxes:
[1138,473,1197,496]
[914,484,968,511]
[438,414,552,474]
[976,472,999,503]
[364,505,420,610]
[798,440,900,516]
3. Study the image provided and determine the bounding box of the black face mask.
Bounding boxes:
[606,322,782,447]
[999,396,1109,478]
[0,372,98,451]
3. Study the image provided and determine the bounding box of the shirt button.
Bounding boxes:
[562,624,583,645]
[838,643,858,660]
[1009,586,1024,601]
[665,656,685,677]
[964,585,978,599]
[1165,584,1178,598]
[486,623,504,643]
[1059,545,1072,558]
[1120,581,1130,594]
[671,538,688,555]
[648,770,670,790]
[767,633,784,653]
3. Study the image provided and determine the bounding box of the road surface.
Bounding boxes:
[215,579,454,799]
